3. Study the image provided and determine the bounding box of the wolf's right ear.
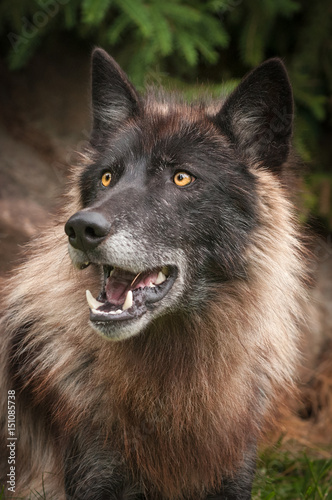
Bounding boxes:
[90,48,140,147]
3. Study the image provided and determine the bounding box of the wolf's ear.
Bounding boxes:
[91,48,140,146]
[216,59,293,172]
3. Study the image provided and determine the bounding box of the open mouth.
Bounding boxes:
[86,265,178,323]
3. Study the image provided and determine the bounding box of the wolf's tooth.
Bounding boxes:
[109,268,115,277]
[122,290,133,311]
[155,271,167,285]
[86,290,104,310]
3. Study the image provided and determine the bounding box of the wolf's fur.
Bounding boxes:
[0,51,306,499]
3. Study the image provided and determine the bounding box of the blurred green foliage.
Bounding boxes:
[0,0,231,82]
[0,0,331,227]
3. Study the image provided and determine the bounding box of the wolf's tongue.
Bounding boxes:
[105,269,136,305]
[105,268,161,306]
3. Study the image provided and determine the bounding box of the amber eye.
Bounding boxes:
[101,172,112,187]
[173,171,195,187]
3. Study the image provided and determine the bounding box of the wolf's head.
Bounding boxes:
[65,49,293,340]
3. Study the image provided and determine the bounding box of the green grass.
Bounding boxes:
[253,445,332,499]
[1,448,332,499]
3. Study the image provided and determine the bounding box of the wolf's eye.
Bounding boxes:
[173,172,195,187]
[101,172,112,187]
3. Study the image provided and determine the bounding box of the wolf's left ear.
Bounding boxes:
[91,48,140,146]
[216,59,293,172]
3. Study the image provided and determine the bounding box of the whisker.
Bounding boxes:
[130,273,142,287]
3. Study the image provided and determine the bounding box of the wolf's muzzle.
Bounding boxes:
[65,211,111,251]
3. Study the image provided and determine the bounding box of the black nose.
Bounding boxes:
[65,211,111,251]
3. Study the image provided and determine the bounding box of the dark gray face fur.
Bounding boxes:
[65,49,293,341]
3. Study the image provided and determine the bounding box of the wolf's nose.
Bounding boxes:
[65,211,111,251]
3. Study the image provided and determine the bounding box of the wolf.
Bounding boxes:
[0,49,305,499]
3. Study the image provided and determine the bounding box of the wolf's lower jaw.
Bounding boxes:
[86,264,178,334]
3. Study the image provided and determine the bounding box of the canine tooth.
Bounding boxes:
[122,290,133,311]
[86,290,104,310]
[109,268,115,277]
[155,271,167,285]
[162,266,169,276]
